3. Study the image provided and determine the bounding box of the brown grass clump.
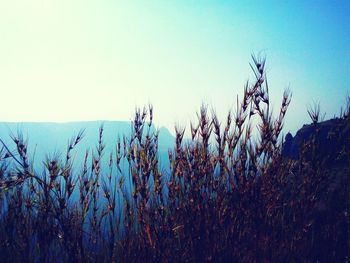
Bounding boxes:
[0,56,349,262]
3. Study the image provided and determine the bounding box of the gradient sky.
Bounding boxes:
[0,0,349,135]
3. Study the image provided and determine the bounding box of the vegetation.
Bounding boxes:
[0,57,349,262]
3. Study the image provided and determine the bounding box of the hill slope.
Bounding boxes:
[0,121,174,170]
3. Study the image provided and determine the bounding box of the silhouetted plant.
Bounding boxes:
[0,57,349,262]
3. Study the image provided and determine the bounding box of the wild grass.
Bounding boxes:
[0,57,349,262]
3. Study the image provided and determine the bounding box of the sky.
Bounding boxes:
[0,0,349,135]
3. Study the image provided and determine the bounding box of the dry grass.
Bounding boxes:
[0,56,349,262]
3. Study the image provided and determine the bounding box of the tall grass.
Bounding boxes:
[0,57,349,262]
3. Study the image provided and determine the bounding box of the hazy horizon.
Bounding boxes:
[0,1,349,135]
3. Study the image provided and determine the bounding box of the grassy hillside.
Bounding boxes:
[0,57,349,262]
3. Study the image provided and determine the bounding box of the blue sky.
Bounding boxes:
[0,0,349,135]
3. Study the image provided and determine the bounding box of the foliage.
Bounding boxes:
[0,57,349,262]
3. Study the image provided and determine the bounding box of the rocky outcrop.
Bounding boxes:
[282,117,350,160]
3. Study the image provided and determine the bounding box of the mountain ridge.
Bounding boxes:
[0,121,174,170]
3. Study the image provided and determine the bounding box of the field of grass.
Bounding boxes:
[1,57,349,262]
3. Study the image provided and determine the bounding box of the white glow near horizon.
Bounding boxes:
[0,1,349,135]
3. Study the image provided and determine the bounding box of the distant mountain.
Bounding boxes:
[0,121,174,171]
